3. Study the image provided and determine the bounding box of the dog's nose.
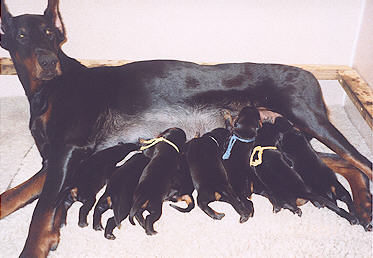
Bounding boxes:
[35,48,58,70]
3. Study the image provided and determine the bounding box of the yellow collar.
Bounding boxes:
[140,137,180,153]
[249,145,277,167]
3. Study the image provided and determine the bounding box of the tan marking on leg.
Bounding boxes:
[141,200,149,209]
[296,198,308,206]
[180,194,192,205]
[320,154,372,225]
[330,186,336,195]
[215,192,222,201]
[107,196,112,208]
[40,102,53,128]
[0,171,46,219]
[70,187,78,201]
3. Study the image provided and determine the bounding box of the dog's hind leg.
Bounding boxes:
[286,101,372,180]
[0,166,47,219]
[282,200,302,217]
[333,182,356,215]
[104,217,117,240]
[144,203,162,235]
[197,191,225,220]
[93,194,111,231]
[219,188,254,223]
[323,200,359,225]
[319,152,372,231]
[78,197,96,227]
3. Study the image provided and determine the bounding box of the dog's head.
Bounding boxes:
[158,127,187,151]
[233,106,261,139]
[1,0,65,93]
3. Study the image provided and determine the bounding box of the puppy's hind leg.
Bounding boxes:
[144,202,162,235]
[93,194,111,231]
[78,197,96,227]
[104,217,117,240]
[219,188,253,223]
[197,191,225,220]
[333,182,356,215]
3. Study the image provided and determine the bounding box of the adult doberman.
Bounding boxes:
[0,0,371,256]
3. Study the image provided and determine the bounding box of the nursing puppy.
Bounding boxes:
[93,153,149,240]
[62,142,139,227]
[222,107,260,210]
[223,107,281,212]
[129,127,187,235]
[166,154,195,213]
[186,128,254,223]
[250,119,341,216]
[277,118,358,224]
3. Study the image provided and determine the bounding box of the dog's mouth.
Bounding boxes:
[38,69,59,80]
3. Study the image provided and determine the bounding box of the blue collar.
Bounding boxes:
[222,134,255,160]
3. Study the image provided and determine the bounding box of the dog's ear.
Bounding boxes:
[0,0,13,50]
[274,117,293,132]
[44,0,66,43]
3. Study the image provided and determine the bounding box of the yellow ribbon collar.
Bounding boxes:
[249,145,277,167]
[140,137,180,153]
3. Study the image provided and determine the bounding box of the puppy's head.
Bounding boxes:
[158,127,187,151]
[233,106,261,139]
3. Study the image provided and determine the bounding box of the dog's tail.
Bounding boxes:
[169,194,195,213]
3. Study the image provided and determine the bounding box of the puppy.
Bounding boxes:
[277,117,358,224]
[186,128,253,223]
[129,127,187,235]
[93,152,150,239]
[221,107,259,210]
[166,153,195,213]
[250,118,340,216]
[62,142,139,227]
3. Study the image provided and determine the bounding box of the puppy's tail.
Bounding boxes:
[169,194,195,213]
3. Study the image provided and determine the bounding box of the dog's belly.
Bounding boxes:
[95,105,224,151]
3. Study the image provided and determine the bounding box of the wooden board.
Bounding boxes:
[0,57,352,80]
[338,70,373,129]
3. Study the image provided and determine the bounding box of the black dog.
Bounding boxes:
[61,142,139,228]
[250,118,352,217]
[93,152,149,240]
[129,128,187,235]
[1,0,372,255]
[277,118,358,224]
[222,106,278,211]
[166,153,195,213]
[186,128,254,223]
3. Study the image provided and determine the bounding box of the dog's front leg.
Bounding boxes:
[0,163,47,219]
[19,144,90,258]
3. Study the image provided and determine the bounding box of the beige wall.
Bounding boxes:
[352,0,373,87]
[0,0,364,65]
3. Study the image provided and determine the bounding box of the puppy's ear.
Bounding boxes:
[44,0,66,43]
[274,117,293,132]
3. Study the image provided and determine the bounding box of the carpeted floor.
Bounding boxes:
[0,76,372,257]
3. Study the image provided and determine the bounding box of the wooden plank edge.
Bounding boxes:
[338,70,373,130]
[1,57,352,80]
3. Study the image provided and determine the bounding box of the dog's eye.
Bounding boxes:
[45,28,54,39]
[17,33,28,44]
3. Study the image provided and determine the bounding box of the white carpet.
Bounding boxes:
[0,77,372,258]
